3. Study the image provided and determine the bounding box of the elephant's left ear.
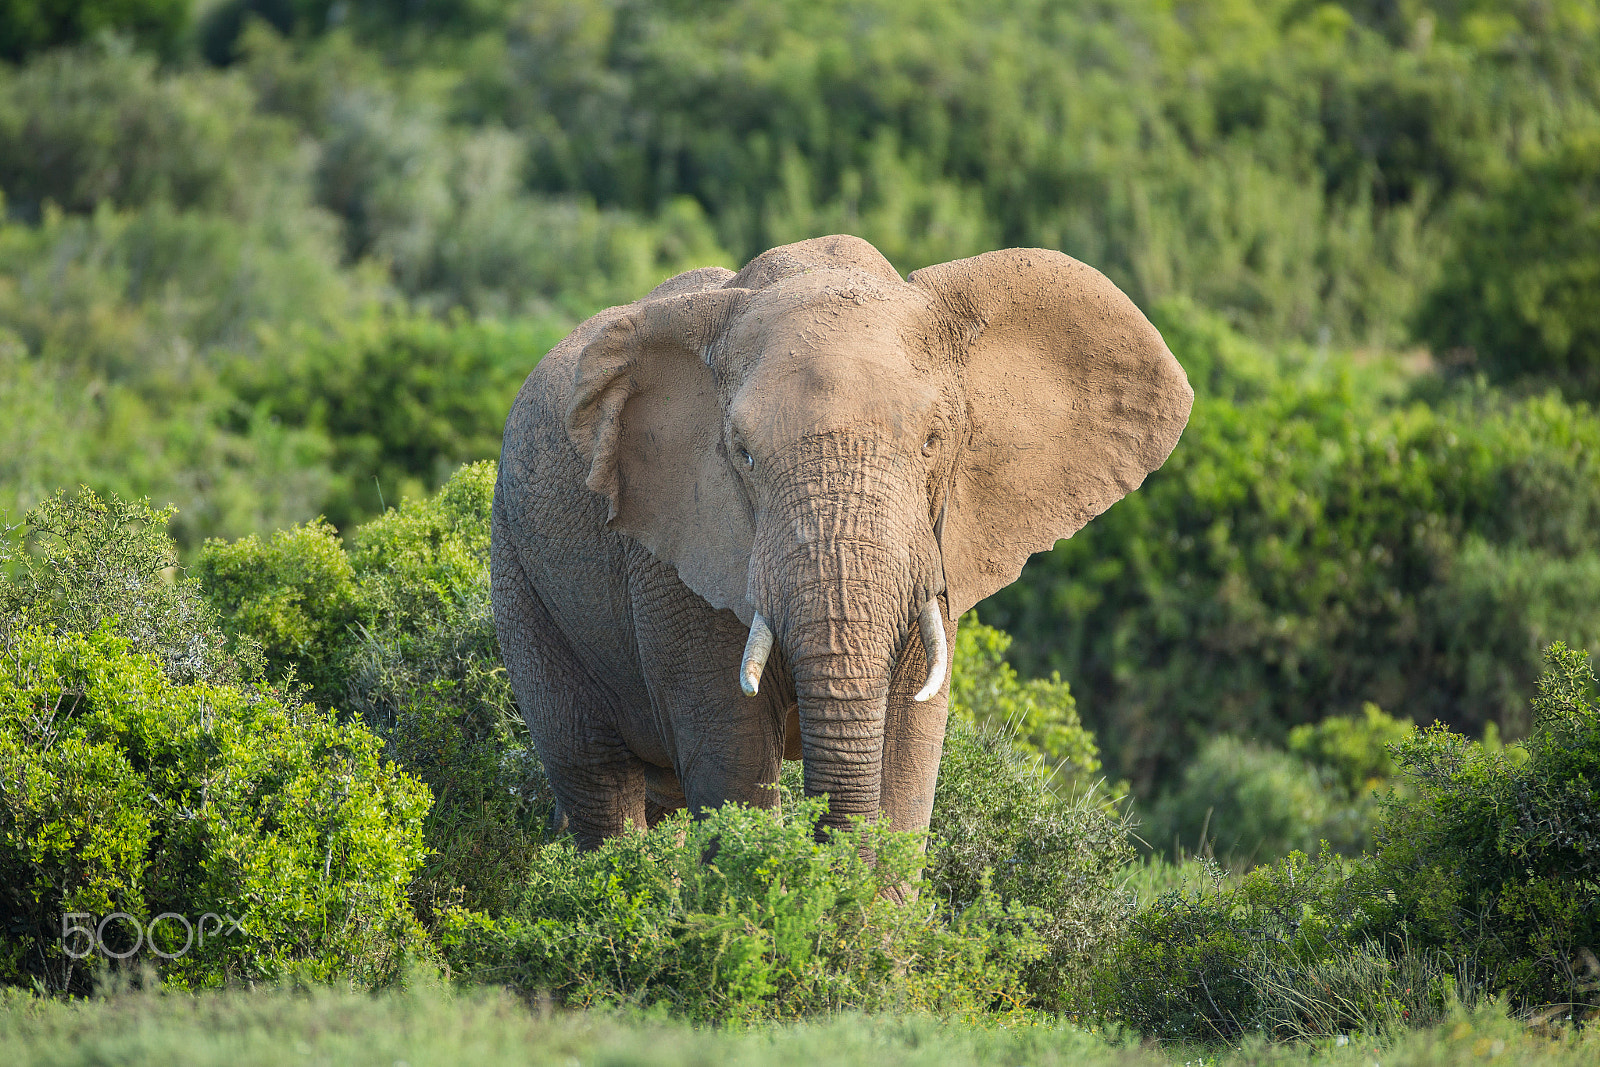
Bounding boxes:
[910,248,1193,618]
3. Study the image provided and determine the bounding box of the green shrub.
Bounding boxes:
[0,46,297,219]
[0,625,430,994]
[948,615,1098,779]
[1416,134,1600,399]
[1139,737,1343,865]
[0,0,187,63]
[1101,644,1600,1041]
[442,796,1042,1021]
[926,724,1132,1011]
[200,463,548,923]
[1356,642,1600,1011]
[1289,702,1412,796]
[1,488,260,688]
[195,519,363,699]
[1141,706,1413,865]
[341,465,548,920]
[1093,851,1458,1043]
[227,314,557,531]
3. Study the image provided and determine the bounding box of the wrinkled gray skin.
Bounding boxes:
[491,236,1192,846]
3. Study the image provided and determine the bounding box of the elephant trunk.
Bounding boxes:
[746,433,943,829]
[779,554,906,826]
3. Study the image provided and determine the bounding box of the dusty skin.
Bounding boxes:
[491,236,1192,846]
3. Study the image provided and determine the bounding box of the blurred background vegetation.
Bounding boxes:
[3,0,1599,817]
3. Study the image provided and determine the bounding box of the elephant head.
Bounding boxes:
[566,236,1191,829]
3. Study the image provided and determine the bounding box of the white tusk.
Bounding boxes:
[913,599,948,702]
[740,613,775,696]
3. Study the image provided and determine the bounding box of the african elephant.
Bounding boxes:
[491,235,1191,847]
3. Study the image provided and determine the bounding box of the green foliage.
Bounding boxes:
[0,625,431,994]
[927,725,1133,1010]
[200,463,548,922]
[1102,644,1600,1041]
[0,0,187,62]
[228,312,558,531]
[1,488,260,687]
[1093,852,1458,1043]
[339,464,547,921]
[1140,738,1344,865]
[948,614,1098,779]
[0,45,298,221]
[443,795,1043,1021]
[430,0,1595,344]
[194,519,363,697]
[1141,705,1413,865]
[1417,134,1600,399]
[987,321,1600,790]
[1357,643,1600,1010]
[1289,702,1413,796]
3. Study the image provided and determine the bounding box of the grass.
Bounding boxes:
[1,983,1594,1067]
[1118,856,1230,907]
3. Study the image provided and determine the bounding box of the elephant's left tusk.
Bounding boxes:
[740,613,775,696]
[914,599,948,702]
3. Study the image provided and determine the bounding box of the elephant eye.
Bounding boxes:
[739,448,754,469]
[922,433,938,456]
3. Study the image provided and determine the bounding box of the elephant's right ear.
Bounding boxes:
[566,287,758,622]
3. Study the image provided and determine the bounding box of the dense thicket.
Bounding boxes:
[2,480,1132,1013]
[0,491,430,994]
[1096,645,1600,1039]
[3,1,1600,793]
[1416,133,1600,399]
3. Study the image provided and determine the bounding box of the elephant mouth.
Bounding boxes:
[738,598,946,702]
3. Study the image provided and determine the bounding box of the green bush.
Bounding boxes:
[1,488,260,687]
[926,725,1132,1010]
[1356,642,1600,1011]
[0,45,298,220]
[1093,852,1458,1043]
[200,463,548,922]
[1141,705,1413,864]
[0,625,431,994]
[1289,702,1412,796]
[194,518,364,699]
[1139,738,1341,865]
[0,0,187,62]
[226,313,556,532]
[1416,134,1600,399]
[0,489,430,993]
[948,615,1098,779]
[340,464,547,920]
[1100,643,1600,1041]
[442,795,1042,1021]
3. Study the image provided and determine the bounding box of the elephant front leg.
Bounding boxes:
[626,545,790,815]
[879,600,956,836]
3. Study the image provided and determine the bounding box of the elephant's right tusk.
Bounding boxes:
[740,613,775,696]
[914,598,948,702]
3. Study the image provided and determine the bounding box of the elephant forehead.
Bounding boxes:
[718,273,952,445]
[731,345,945,447]
[726,272,935,358]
